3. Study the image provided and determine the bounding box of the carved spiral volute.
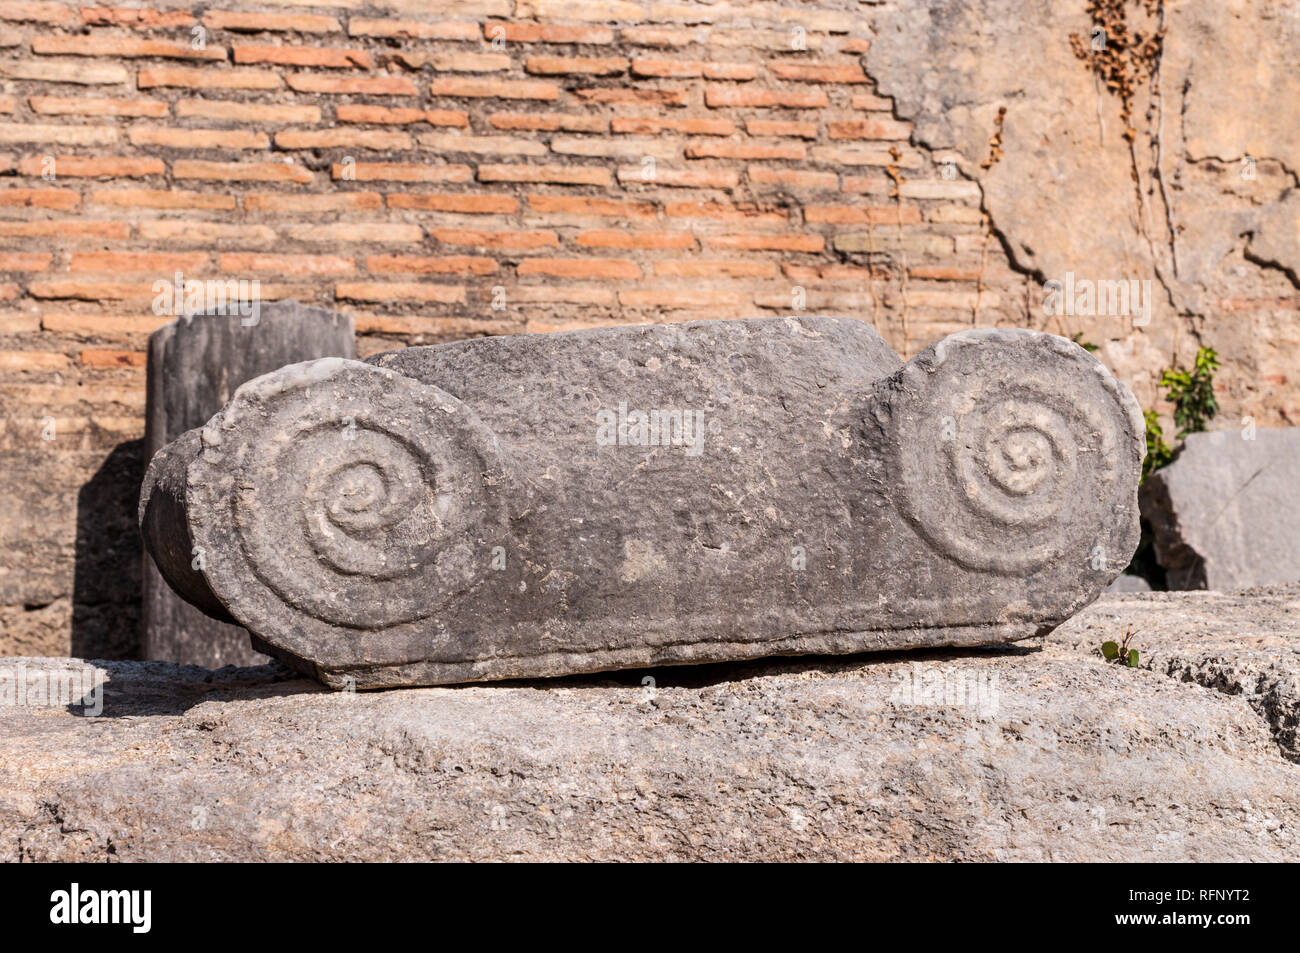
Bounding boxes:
[187,359,508,633]
[881,330,1141,575]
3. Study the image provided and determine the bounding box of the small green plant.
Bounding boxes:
[1101,627,1140,668]
[1140,346,1218,483]
[1159,346,1220,439]
[1141,410,1173,482]
[1071,332,1100,353]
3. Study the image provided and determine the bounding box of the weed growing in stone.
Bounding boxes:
[1102,627,1141,667]
[1142,410,1174,482]
[1160,345,1221,439]
[1140,345,1219,482]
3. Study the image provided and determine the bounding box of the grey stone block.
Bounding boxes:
[1107,574,1152,594]
[140,317,1144,688]
[1141,427,1300,590]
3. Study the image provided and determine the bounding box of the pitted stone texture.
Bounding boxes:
[2,589,1298,861]
[1141,428,1300,590]
[1050,584,1300,763]
[141,318,1143,688]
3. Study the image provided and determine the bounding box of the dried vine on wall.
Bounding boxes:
[1070,0,1182,293]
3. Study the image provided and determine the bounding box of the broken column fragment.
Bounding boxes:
[1141,427,1300,590]
[140,317,1144,688]
[141,301,355,667]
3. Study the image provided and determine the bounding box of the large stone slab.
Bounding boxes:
[141,301,355,667]
[140,317,1144,688]
[1,588,1298,861]
[1141,428,1300,590]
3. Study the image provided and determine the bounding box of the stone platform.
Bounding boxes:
[2,588,1297,861]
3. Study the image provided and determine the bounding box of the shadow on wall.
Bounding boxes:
[71,438,144,660]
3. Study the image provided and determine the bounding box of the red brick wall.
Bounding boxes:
[1,0,1043,656]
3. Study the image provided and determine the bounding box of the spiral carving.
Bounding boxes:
[884,330,1139,574]
[188,358,507,633]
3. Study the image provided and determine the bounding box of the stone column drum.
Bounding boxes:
[140,317,1144,688]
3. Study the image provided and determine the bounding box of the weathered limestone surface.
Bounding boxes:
[1,588,1297,861]
[1141,428,1300,590]
[142,302,356,668]
[864,0,1300,424]
[1052,585,1300,765]
[141,317,1144,688]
